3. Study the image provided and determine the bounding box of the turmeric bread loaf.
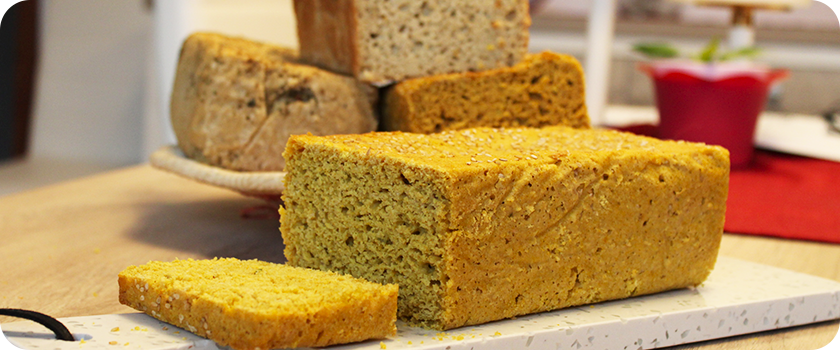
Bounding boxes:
[118,258,398,350]
[382,51,589,133]
[293,0,531,83]
[280,126,729,330]
[170,32,378,172]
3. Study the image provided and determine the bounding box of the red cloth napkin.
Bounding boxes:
[727,150,840,243]
[617,124,840,244]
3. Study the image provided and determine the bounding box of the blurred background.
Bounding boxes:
[0,0,838,196]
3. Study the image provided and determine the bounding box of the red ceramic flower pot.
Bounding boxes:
[640,60,788,169]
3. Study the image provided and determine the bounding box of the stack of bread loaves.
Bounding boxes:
[132,0,729,347]
[295,0,590,132]
[169,1,591,172]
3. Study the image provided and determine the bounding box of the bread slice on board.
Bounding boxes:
[118,258,398,350]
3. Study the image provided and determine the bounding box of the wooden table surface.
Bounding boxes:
[0,165,837,349]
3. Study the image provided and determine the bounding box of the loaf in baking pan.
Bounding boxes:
[280,126,729,330]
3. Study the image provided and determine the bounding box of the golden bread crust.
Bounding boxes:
[293,0,359,77]
[170,32,377,172]
[281,126,729,330]
[382,51,590,133]
[118,258,398,350]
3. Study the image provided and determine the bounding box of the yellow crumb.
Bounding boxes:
[110,327,119,332]
[494,331,502,336]
[108,341,118,345]
[380,341,386,349]
[79,339,86,344]
[123,342,129,346]
[119,257,399,348]
[407,341,412,345]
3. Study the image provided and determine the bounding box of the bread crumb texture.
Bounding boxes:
[294,0,531,83]
[118,258,398,350]
[383,52,589,133]
[280,126,729,330]
[170,32,378,172]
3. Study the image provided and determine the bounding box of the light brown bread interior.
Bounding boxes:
[170,32,378,172]
[118,258,398,350]
[280,126,729,330]
[295,0,531,83]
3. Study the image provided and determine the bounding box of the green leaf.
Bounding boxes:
[632,43,680,59]
[698,37,721,63]
[634,38,762,63]
[720,46,762,61]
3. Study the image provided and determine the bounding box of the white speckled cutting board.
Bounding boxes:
[3,257,840,350]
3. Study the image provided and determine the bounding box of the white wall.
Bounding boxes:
[30,0,299,168]
[31,0,151,166]
[195,0,298,47]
